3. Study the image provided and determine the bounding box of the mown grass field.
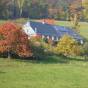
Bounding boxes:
[0,57,88,88]
[0,19,88,88]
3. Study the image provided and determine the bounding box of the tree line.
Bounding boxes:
[0,0,88,21]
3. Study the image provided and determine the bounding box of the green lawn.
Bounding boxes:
[0,57,88,88]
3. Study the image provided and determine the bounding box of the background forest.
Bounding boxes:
[0,0,88,21]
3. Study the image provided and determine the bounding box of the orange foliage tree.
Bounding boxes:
[0,22,32,58]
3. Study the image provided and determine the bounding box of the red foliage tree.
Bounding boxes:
[0,22,32,58]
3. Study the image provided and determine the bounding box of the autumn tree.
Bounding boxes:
[0,22,32,58]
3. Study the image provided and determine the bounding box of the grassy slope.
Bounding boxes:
[0,20,88,88]
[0,57,88,88]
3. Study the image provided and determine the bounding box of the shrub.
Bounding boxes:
[29,37,54,59]
[55,35,82,56]
[29,39,46,60]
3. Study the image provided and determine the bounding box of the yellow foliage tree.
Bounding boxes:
[55,35,82,56]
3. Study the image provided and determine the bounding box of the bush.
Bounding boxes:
[55,35,82,56]
[29,40,46,60]
[29,37,54,60]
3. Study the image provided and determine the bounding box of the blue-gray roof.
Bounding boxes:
[28,21,83,41]
[30,21,58,37]
[54,25,83,40]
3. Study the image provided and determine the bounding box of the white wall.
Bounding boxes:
[23,22,36,36]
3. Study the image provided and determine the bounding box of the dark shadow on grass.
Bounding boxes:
[14,54,88,64]
[7,52,69,64]
[35,55,69,64]
[66,56,88,62]
[13,55,70,64]
[1,52,88,64]
[0,71,6,74]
